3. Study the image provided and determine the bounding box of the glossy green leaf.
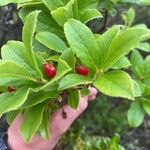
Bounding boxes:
[0,88,29,117]
[64,19,100,71]
[36,32,67,53]
[20,102,46,143]
[96,25,120,69]
[59,73,92,91]
[101,28,148,71]
[94,71,134,100]
[68,89,79,109]
[128,102,145,127]
[1,41,37,77]
[22,11,43,79]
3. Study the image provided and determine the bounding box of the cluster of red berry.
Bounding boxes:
[44,63,89,78]
[7,63,89,93]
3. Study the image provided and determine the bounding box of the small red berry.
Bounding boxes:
[44,63,56,78]
[7,86,16,92]
[75,66,89,76]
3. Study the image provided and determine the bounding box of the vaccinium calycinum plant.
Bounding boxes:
[0,0,150,144]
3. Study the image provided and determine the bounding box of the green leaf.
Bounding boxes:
[60,48,76,68]
[22,11,43,79]
[111,56,131,69]
[51,0,78,26]
[42,0,64,11]
[0,0,17,6]
[128,102,145,127]
[130,51,144,78]
[0,88,29,117]
[79,8,103,23]
[101,27,148,71]
[96,25,120,68]
[21,90,58,109]
[143,100,150,116]
[77,0,98,10]
[1,41,37,77]
[133,80,142,97]
[6,110,21,125]
[59,73,92,91]
[68,89,79,109]
[94,70,134,100]
[36,32,67,53]
[20,102,46,143]
[144,56,150,79]
[136,42,150,52]
[41,59,71,90]
[127,8,135,26]
[0,61,37,86]
[38,109,50,140]
[64,19,100,71]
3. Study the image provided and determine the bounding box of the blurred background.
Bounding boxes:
[0,2,150,150]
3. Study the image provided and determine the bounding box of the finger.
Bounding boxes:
[88,87,98,101]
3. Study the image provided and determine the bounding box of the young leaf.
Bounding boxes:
[94,70,134,100]
[41,59,72,90]
[59,74,92,91]
[68,89,79,109]
[101,28,149,71]
[128,102,145,127]
[42,0,64,11]
[0,87,29,117]
[64,19,100,71]
[36,32,67,53]
[51,0,78,26]
[22,11,43,79]
[80,8,102,23]
[20,102,46,143]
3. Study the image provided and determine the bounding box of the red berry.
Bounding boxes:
[75,66,89,76]
[7,86,16,92]
[44,63,56,78]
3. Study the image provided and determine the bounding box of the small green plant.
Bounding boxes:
[0,1,150,148]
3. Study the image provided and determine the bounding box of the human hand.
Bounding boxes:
[8,87,98,150]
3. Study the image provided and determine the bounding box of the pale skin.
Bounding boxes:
[8,87,98,150]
